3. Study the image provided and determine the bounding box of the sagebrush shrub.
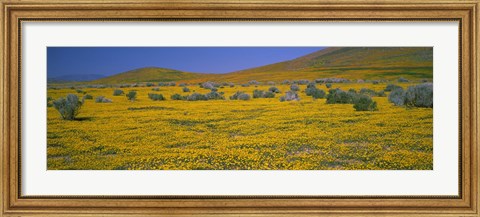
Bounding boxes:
[205,91,225,100]
[248,80,260,85]
[310,89,326,99]
[253,90,263,98]
[230,91,250,100]
[237,93,251,100]
[95,96,112,103]
[171,94,185,100]
[398,77,409,83]
[290,84,300,91]
[76,89,85,94]
[306,82,316,89]
[384,84,402,92]
[279,91,300,102]
[83,94,93,100]
[47,96,53,107]
[146,82,155,87]
[404,83,433,108]
[268,86,280,93]
[326,89,355,104]
[353,95,378,111]
[148,93,165,101]
[326,83,332,88]
[388,87,405,106]
[182,87,190,92]
[113,89,124,96]
[52,94,83,120]
[126,91,137,101]
[187,93,208,101]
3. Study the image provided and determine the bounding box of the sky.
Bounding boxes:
[47,47,324,77]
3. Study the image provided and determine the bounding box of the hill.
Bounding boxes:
[48,73,105,83]
[89,67,209,84]
[214,47,433,82]
[87,47,433,84]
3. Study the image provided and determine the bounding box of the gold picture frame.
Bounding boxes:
[1,0,478,216]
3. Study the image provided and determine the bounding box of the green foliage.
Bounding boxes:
[359,88,386,97]
[205,91,225,100]
[310,88,326,99]
[95,96,112,103]
[326,89,355,104]
[326,83,332,88]
[47,96,53,107]
[187,93,208,101]
[52,94,83,120]
[113,89,124,96]
[353,95,378,111]
[182,87,190,92]
[83,94,93,100]
[76,89,86,94]
[146,82,155,87]
[126,91,137,101]
[148,93,165,101]
[237,93,251,100]
[268,86,280,93]
[171,93,187,100]
[384,84,402,92]
[290,84,300,91]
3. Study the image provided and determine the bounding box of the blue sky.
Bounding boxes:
[47,47,324,77]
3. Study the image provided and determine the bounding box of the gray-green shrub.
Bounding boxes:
[353,95,378,111]
[279,91,300,102]
[83,94,93,100]
[326,89,355,104]
[113,89,124,96]
[310,89,326,99]
[205,91,225,100]
[384,84,402,92]
[237,93,251,100]
[95,96,112,103]
[182,87,190,92]
[148,93,165,101]
[268,86,280,93]
[171,94,186,100]
[186,93,208,101]
[126,91,137,101]
[398,77,409,83]
[52,94,83,120]
[326,83,332,88]
[404,83,433,108]
[290,84,300,91]
[388,87,405,106]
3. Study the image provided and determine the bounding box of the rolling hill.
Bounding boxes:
[214,47,433,82]
[86,47,433,84]
[89,67,210,84]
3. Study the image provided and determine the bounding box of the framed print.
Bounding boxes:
[1,0,479,216]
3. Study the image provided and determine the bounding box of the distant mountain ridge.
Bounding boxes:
[48,74,105,83]
[77,47,433,84]
[89,67,210,84]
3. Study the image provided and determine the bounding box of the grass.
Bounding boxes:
[47,83,433,170]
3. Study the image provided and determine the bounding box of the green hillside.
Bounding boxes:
[88,47,433,84]
[90,67,209,84]
[215,47,433,82]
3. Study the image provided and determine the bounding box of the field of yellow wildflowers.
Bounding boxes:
[47,83,432,170]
